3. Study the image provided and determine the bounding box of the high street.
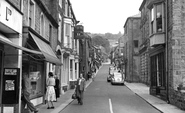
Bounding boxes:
[59,64,161,113]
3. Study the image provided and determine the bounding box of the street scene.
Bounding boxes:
[1,0,185,113]
[59,64,161,113]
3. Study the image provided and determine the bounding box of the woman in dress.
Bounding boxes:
[45,72,56,109]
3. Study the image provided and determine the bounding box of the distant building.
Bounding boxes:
[123,14,141,82]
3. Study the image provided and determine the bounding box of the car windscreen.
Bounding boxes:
[113,73,122,78]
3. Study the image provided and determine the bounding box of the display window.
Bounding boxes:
[22,60,44,98]
[29,62,44,98]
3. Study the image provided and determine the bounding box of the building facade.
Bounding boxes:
[139,0,150,85]
[123,15,141,82]
[22,0,62,112]
[62,0,79,90]
[138,0,185,110]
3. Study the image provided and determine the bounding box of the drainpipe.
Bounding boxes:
[165,0,170,103]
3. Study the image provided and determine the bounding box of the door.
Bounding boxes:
[151,52,165,95]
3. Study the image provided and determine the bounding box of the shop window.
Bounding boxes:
[149,3,164,35]
[151,52,165,87]
[29,62,44,97]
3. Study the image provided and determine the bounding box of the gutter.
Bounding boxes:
[165,0,170,103]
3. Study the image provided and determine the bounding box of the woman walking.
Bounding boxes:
[45,72,56,109]
[75,73,86,105]
[54,76,60,101]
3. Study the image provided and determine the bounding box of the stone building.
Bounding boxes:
[123,14,141,82]
[22,0,61,109]
[139,0,185,110]
[139,0,150,85]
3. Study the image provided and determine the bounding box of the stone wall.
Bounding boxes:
[168,0,185,110]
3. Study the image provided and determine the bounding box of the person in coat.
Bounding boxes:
[21,72,38,113]
[75,73,86,105]
[54,76,60,101]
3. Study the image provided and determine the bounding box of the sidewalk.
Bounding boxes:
[125,82,185,113]
[37,66,101,113]
[37,79,93,113]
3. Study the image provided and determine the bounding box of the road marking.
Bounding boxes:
[109,98,114,113]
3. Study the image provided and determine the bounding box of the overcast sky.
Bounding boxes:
[70,0,143,34]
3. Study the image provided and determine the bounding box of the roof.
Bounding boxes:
[123,13,141,28]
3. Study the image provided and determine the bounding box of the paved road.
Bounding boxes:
[60,64,161,113]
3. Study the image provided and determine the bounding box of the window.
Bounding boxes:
[65,1,68,16]
[40,14,44,36]
[134,40,138,48]
[65,23,70,37]
[70,60,73,80]
[75,63,77,79]
[49,24,52,43]
[58,21,62,42]
[26,62,44,98]
[29,0,35,28]
[59,0,62,8]
[58,14,62,42]
[150,3,164,35]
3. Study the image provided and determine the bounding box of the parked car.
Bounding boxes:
[111,72,125,85]
[107,66,115,82]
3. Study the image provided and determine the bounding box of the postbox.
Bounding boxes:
[2,68,20,104]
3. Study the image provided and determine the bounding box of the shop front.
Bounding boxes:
[22,27,62,107]
[0,0,45,112]
[149,45,167,100]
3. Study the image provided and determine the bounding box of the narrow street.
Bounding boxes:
[59,64,161,113]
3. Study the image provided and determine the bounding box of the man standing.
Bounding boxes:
[21,72,38,113]
[75,73,86,105]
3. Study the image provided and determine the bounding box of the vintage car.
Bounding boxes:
[111,72,125,85]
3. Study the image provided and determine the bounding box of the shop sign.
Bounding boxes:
[0,0,22,33]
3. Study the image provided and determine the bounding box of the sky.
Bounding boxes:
[70,0,143,34]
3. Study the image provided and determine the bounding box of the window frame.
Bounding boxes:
[59,0,62,8]
[149,2,164,36]
[49,24,53,43]
[40,13,45,37]
[29,0,35,29]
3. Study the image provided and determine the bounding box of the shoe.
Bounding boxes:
[34,110,39,113]
[51,106,55,109]
[47,107,51,109]
[80,102,83,105]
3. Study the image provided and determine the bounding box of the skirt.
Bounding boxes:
[45,86,56,101]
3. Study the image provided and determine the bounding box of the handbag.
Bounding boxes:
[72,93,77,99]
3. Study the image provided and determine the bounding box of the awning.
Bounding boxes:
[0,33,42,55]
[29,32,62,65]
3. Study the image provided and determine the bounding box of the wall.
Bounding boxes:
[168,0,185,110]
[125,17,141,82]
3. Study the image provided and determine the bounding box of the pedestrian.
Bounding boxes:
[21,72,39,113]
[91,71,95,81]
[45,72,56,109]
[54,75,60,102]
[75,73,86,105]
